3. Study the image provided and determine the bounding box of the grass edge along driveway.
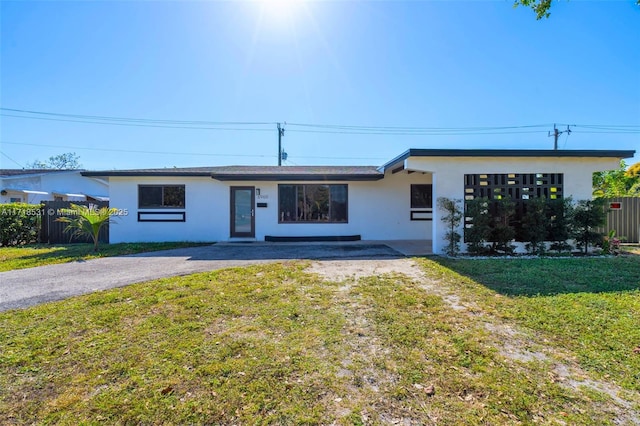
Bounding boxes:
[0,242,210,272]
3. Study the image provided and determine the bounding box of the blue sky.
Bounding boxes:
[1,0,639,170]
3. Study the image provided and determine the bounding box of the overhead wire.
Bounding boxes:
[0,140,388,161]
[0,151,25,168]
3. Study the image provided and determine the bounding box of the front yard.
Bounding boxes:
[1,255,639,424]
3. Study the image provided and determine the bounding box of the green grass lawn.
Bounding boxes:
[424,255,640,393]
[1,257,639,424]
[0,242,209,272]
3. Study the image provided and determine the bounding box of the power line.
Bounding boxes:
[286,122,554,131]
[0,140,388,161]
[0,107,274,126]
[2,107,639,135]
[0,151,25,168]
[1,114,274,132]
[287,129,549,136]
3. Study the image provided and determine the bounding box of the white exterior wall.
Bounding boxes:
[0,172,108,203]
[108,177,226,243]
[248,171,432,241]
[108,171,433,243]
[405,156,622,254]
[44,173,108,201]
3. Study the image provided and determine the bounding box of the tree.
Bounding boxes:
[26,152,81,169]
[547,197,574,253]
[464,197,492,254]
[489,197,516,254]
[515,0,640,19]
[438,197,463,256]
[627,162,640,178]
[572,198,607,255]
[56,204,117,252]
[593,161,640,198]
[521,196,549,255]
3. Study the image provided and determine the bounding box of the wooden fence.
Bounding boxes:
[40,201,109,244]
[601,197,640,243]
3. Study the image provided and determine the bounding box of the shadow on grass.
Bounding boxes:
[1,243,210,270]
[430,255,640,297]
[129,243,404,261]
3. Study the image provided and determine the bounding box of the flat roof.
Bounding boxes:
[210,166,383,181]
[82,149,636,179]
[0,169,83,178]
[82,167,220,177]
[381,149,637,171]
[83,166,384,181]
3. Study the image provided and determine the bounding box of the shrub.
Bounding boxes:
[0,203,42,246]
[601,230,622,255]
[489,197,516,254]
[547,197,574,253]
[464,197,492,254]
[437,197,463,256]
[56,204,118,252]
[521,196,549,255]
[573,198,607,254]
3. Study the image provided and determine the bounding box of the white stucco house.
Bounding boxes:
[0,169,109,204]
[82,149,635,254]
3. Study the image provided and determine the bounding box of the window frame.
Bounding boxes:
[278,184,348,224]
[410,184,433,209]
[138,184,186,209]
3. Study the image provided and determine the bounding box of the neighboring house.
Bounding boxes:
[0,169,109,204]
[82,149,634,255]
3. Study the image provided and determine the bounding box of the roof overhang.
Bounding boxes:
[81,171,213,177]
[52,191,86,198]
[85,194,110,201]
[211,173,383,181]
[2,188,49,195]
[381,149,637,173]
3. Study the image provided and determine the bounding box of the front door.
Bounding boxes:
[230,186,255,238]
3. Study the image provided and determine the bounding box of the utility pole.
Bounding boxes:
[277,123,285,166]
[548,124,571,150]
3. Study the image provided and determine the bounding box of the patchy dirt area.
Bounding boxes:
[306,258,425,283]
[306,258,640,425]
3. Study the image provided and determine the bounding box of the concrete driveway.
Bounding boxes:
[0,242,406,312]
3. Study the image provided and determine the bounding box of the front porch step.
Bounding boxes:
[227,238,258,243]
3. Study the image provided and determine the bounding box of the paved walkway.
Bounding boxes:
[0,242,414,312]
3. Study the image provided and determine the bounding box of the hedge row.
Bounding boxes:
[0,203,42,246]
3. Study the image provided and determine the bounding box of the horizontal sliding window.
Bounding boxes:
[279,184,348,223]
[138,185,185,209]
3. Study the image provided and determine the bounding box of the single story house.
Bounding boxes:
[82,149,635,255]
[0,169,109,204]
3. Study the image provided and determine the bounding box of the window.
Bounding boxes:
[9,197,21,203]
[138,185,185,209]
[279,184,348,223]
[411,184,433,208]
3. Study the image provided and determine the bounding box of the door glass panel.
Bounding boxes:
[234,189,252,233]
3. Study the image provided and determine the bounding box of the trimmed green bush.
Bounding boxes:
[464,197,493,254]
[0,203,42,246]
[437,197,463,256]
[573,198,607,254]
[521,196,549,255]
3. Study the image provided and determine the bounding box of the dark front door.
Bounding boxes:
[230,186,255,238]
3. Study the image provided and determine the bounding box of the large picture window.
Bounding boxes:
[279,184,348,223]
[138,185,185,209]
